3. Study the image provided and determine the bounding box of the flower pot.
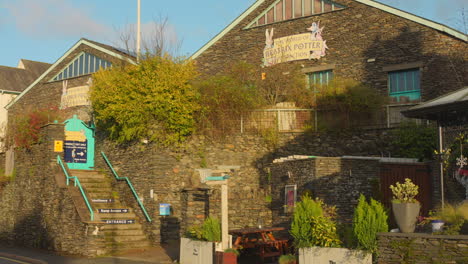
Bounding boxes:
[392,202,421,233]
[215,251,237,264]
[431,220,445,232]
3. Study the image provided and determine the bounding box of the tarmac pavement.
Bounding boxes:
[0,243,178,264]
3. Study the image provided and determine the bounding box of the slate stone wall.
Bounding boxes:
[0,124,103,256]
[269,157,380,227]
[377,232,468,264]
[93,129,393,243]
[195,0,467,101]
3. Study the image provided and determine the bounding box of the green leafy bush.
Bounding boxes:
[353,194,388,253]
[91,56,199,145]
[389,178,419,203]
[290,194,341,248]
[390,122,437,161]
[278,254,297,264]
[185,217,221,242]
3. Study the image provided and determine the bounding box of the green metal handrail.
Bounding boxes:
[57,155,94,221]
[101,151,152,222]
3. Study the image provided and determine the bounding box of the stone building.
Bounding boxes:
[1,0,467,258]
[193,0,467,125]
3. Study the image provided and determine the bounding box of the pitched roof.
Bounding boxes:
[6,38,137,110]
[0,59,51,93]
[191,0,467,59]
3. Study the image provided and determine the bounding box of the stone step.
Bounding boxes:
[88,193,116,199]
[77,177,111,183]
[98,212,137,219]
[101,223,143,230]
[81,182,113,188]
[85,187,113,193]
[102,229,144,236]
[105,235,148,243]
[74,174,107,179]
[101,240,152,251]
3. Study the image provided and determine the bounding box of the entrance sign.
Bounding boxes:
[64,115,95,170]
[263,21,328,66]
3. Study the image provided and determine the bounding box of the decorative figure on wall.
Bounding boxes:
[265,28,274,49]
[307,21,328,59]
[454,134,468,199]
[60,80,68,109]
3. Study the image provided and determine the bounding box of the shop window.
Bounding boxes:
[307,70,333,86]
[51,52,112,82]
[247,0,345,28]
[388,68,420,102]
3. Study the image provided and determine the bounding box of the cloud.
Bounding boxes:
[3,0,112,38]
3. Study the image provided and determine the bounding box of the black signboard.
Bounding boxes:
[102,219,135,224]
[98,209,129,213]
[64,140,87,163]
[92,199,114,203]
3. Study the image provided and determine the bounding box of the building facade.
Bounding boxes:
[193,0,467,117]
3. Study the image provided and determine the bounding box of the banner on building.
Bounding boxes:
[263,21,328,66]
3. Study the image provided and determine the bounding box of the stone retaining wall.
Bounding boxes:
[377,232,468,264]
[269,157,380,227]
[0,124,103,256]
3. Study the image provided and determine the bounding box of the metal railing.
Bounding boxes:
[101,151,152,222]
[57,155,94,221]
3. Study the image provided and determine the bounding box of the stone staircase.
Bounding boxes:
[69,169,151,253]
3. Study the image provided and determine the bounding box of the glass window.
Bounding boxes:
[50,52,112,81]
[285,0,292,19]
[294,0,302,17]
[276,1,283,21]
[308,70,333,86]
[388,69,420,102]
[249,0,344,28]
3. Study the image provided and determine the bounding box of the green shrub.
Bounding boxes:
[278,254,297,264]
[290,194,341,248]
[390,122,437,161]
[185,217,221,242]
[202,217,221,242]
[353,194,388,253]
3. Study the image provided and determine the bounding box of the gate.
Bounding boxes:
[380,162,432,216]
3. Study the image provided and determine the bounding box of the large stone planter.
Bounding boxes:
[298,247,372,264]
[392,202,421,233]
[180,237,214,264]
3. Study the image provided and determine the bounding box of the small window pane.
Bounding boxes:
[314,0,322,13]
[324,1,332,12]
[58,73,63,80]
[84,53,90,74]
[63,67,68,79]
[276,1,283,21]
[294,0,302,17]
[304,0,312,16]
[258,15,265,25]
[78,54,84,75]
[90,56,95,73]
[267,8,274,24]
[285,0,292,19]
[73,59,79,77]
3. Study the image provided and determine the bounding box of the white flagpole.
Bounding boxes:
[137,0,141,62]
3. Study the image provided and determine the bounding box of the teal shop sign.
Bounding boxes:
[64,115,95,170]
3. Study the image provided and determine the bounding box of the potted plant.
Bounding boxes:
[215,248,239,264]
[353,194,388,255]
[180,217,221,264]
[279,254,297,264]
[389,178,420,233]
[427,203,468,235]
[291,195,371,264]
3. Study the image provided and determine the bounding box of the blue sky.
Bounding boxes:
[0,0,466,67]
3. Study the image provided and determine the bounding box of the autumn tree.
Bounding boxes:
[90,56,199,144]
